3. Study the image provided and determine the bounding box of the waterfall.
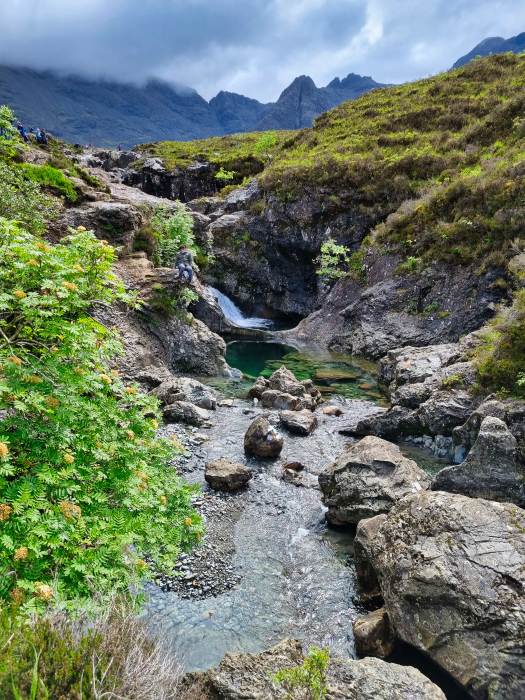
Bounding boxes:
[208,286,275,329]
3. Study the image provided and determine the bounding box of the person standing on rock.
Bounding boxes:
[176,245,195,284]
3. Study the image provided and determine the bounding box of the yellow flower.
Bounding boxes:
[45,396,60,408]
[72,264,84,272]
[149,419,159,430]
[8,356,23,366]
[0,442,9,459]
[76,225,87,232]
[34,583,54,602]
[136,558,148,570]
[59,501,81,519]
[63,452,75,464]
[13,289,27,299]
[27,374,43,384]
[0,503,13,521]
[27,258,39,267]
[184,517,193,527]
[14,547,28,561]
[10,588,24,604]
[99,374,112,384]
[126,430,135,440]
[159,495,167,505]
[63,281,78,292]
[125,386,137,395]
[36,242,50,252]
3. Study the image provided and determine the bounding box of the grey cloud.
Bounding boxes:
[0,0,524,102]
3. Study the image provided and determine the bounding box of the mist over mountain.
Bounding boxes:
[0,64,385,147]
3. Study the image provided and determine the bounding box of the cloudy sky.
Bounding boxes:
[1,0,524,101]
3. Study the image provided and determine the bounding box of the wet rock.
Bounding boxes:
[354,491,525,699]
[319,436,430,525]
[151,377,217,410]
[244,416,283,458]
[219,398,235,407]
[282,461,305,472]
[353,608,395,659]
[248,376,270,399]
[280,409,318,435]
[322,405,344,416]
[268,367,320,401]
[433,416,525,505]
[163,401,211,427]
[417,389,476,435]
[261,390,301,411]
[182,638,445,699]
[205,458,252,492]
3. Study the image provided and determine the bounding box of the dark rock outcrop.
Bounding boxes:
[244,416,283,458]
[354,491,525,699]
[205,458,252,492]
[319,436,430,525]
[181,638,446,699]
[432,416,525,505]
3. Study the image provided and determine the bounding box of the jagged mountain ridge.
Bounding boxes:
[0,64,385,147]
[453,31,525,68]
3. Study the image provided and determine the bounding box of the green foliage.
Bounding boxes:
[0,105,19,158]
[254,132,278,160]
[396,255,421,274]
[317,240,351,280]
[17,163,78,203]
[274,647,330,700]
[214,166,236,182]
[474,289,525,397]
[0,162,59,235]
[149,283,198,319]
[441,373,465,389]
[0,220,202,611]
[150,205,195,267]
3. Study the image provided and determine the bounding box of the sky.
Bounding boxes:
[1,0,524,102]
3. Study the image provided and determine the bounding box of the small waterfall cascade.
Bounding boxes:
[207,286,275,329]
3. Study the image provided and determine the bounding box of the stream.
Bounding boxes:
[145,288,464,698]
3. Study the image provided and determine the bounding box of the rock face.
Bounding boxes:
[182,638,445,699]
[352,608,395,659]
[319,436,430,525]
[151,377,217,410]
[354,491,525,699]
[163,401,211,427]
[280,409,318,435]
[433,416,525,505]
[205,458,252,492]
[244,416,284,458]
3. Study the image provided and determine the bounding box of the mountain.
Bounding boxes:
[453,32,525,68]
[0,64,385,147]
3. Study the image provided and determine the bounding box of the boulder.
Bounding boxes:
[319,436,430,525]
[261,390,301,411]
[181,638,445,699]
[280,409,318,435]
[322,405,344,416]
[267,367,306,396]
[163,401,211,427]
[352,608,395,659]
[282,461,305,472]
[354,491,525,699]
[151,377,217,410]
[432,416,525,505]
[57,201,143,250]
[244,416,283,458]
[248,376,270,399]
[205,458,252,492]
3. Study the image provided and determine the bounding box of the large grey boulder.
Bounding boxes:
[244,416,283,458]
[151,377,216,410]
[261,390,301,411]
[319,436,430,525]
[163,401,211,427]
[181,638,445,699]
[354,491,525,699]
[205,458,252,492]
[280,409,318,435]
[433,416,525,505]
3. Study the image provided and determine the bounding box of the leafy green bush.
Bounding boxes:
[150,205,195,267]
[0,162,59,235]
[0,105,19,159]
[474,289,525,397]
[317,240,351,280]
[1,599,183,699]
[0,220,202,611]
[17,163,78,203]
[149,283,198,319]
[274,646,330,700]
[215,166,236,182]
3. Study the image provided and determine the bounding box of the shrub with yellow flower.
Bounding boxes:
[34,583,54,601]
[14,546,29,561]
[59,501,82,519]
[63,452,75,464]
[13,289,27,299]
[0,503,13,521]
[0,442,9,459]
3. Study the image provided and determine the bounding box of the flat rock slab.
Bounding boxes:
[280,409,318,435]
[205,458,252,492]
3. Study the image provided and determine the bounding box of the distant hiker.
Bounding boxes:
[176,245,194,284]
[117,143,122,151]
[16,122,28,143]
[37,128,48,145]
